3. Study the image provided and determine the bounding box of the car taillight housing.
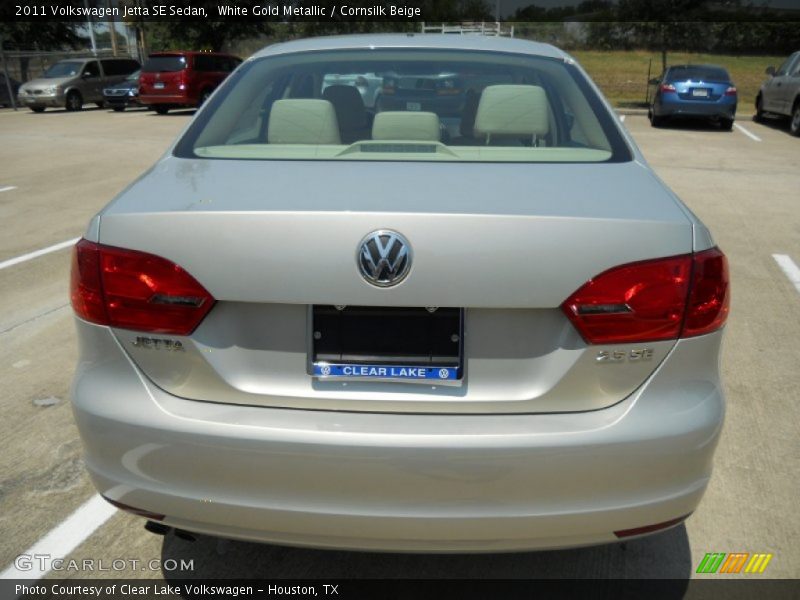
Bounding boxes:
[725,86,737,96]
[660,83,676,93]
[562,248,729,344]
[70,239,215,335]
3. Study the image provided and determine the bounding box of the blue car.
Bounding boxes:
[648,64,737,129]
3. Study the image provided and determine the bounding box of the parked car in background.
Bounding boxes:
[17,57,140,112]
[71,34,729,553]
[648,64,737,129]
[1,73,21,107]
[103,69,142,112]
[755,51,800,136]
[138,51,241,114]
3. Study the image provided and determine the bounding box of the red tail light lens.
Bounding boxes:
[683,248,729,337]
[70,239,215,335]
[725,86,737,96]
[660,83,676,93]
[70,239,107,325]
[562,248,729,344]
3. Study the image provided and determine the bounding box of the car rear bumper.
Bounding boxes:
[71,319,725,552]
[139,94,194,107]
[656,97,737,119]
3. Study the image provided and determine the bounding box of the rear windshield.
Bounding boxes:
[143,56,187,73]
[667,66,730,82]
[175,49,630,164]
[43,61,83,78]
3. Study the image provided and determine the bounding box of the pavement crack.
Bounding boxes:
[0,303,70,335]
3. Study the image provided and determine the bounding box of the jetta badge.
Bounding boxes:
[357,230,412,287]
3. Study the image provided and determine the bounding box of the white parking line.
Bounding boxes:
[0,237,80,271]
[0,494,117,580]
[734,123,761,142]
[0,186,17,193]
[772,254,800,295]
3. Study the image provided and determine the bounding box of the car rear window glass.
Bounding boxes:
[667,66,730,82]
[143,56,187,72]
[176,49,630,164]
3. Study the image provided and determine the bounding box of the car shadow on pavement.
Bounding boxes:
[160,524,691,587]
[146,109,197,117]
[751,115,793,136]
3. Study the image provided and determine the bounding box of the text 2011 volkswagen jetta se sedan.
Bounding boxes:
[70,35,729,552]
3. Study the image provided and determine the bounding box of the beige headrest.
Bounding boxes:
[372,111,440,141]
[268,99,341,145]
[473,85,549,137]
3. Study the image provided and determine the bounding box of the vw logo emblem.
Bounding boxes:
[357,230,412,288]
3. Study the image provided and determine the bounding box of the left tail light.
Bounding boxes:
[70,239,215,335]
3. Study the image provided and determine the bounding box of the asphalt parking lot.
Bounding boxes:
[0,105,798,583]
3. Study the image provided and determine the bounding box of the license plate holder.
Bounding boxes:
[310,306,464,381]
[153,82,165,90]
[691,88,709,97]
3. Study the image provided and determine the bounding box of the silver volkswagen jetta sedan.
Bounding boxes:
[70,35,729,552]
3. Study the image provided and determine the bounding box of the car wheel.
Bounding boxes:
[790,103,800,137]
[112,106,125,112]
[154,106,170,115]
[754,95,764,122]
[30,106,45,113]
[198,89,212,106]
[95,101,105,109]
[65,91,83,111]
[650,112,664,127]
[720,118,734,131]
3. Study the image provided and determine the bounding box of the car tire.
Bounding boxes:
[650,112,665,128]
[154,106,170,115]
[112,106,125,112]
[65,91,83,111]
[720,118,734,131]
[790,103,800,137]
[754,95,765,122]
[30,106,45,113]
[198,89,212,106]
[95,101,105,109]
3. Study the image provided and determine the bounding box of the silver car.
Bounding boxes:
[756,51,800,136]
[70,35,730,552]
[17,57,139,112]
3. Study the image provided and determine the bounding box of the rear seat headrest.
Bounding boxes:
[473,85,549,138]
[267,99,341,145]
[372,111,441,142]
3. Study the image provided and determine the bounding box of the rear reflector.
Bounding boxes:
[614,513,691,538]
[562,248,729,344]
[70,239,215,335]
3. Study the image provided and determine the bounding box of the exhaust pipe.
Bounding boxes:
[144,520,171,536]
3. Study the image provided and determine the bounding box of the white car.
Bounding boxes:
[70,34,729,552]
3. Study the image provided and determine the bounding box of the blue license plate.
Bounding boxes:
[313,363,459,380]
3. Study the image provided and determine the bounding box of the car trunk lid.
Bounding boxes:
[97,157,694,414]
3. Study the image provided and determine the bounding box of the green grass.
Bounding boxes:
[570,50,785,111]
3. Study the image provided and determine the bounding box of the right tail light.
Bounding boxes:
[562,248,729,344]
